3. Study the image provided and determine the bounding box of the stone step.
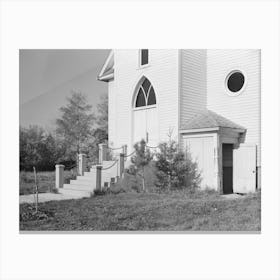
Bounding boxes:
[58,187,92,198]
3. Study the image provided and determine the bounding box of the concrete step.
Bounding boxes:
[83,171,96,177]
[58,187,92,198]
[76,175,96,181]
[63,183,95,191]
[70,179,95,186]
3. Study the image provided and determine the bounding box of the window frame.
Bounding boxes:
[225,69,247,96]
[138,49,150,69]
[133,78,156,110]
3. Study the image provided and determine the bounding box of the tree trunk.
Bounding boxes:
[142,166,146,192]
[76,143,80,170]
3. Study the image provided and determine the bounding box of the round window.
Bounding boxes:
[226,71,245,93]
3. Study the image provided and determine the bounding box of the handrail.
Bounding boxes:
[102,159,119,170]
[146,144,159,149]
[64,164,77,170]
[108,146,123,151]
[123,150,136,158]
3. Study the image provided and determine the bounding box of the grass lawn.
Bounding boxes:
[19,190,261,231]
[20,170,77,195]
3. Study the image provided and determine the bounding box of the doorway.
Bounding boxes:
[222,144,233,194]
[133,107,158,146]
[133,77,158,146]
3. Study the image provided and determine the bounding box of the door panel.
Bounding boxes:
[233,144,256,193]
[133,109,146,145]
[184,136,215,189]
[146,107,158,147]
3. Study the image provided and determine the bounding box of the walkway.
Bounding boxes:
[19,192,87,204]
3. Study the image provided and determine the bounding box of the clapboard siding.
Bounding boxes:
[207,49,261,165]
[180,49,207,127]
[108,80,116,147]
[112,49,179,152]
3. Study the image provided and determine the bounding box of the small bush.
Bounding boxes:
[64,168,78,184]
[155,140,201,191]
[127,140,154,192]
[93,189,107,196]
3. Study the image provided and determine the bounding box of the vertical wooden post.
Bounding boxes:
[110,177,115,188]
[78,154,87,176]
[257,166,261,190]
[55,164,65,189]
[122,145,127,160]
[33,166,38,213]
[96,165,102,191]
[119,153,124,178]
[99,143,108,164]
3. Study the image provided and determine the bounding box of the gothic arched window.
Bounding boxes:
[135,78,156,108]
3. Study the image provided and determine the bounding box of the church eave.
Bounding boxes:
[97,72,114,82]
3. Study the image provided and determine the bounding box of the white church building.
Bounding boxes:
[98,49,261,194]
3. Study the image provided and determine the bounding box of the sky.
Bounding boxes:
[19,49,110,129]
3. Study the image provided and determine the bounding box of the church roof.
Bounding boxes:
[181,110,246,131]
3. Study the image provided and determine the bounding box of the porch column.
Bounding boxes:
[96,165,102,191]
[99,143,108,164]
[119,153,125,178]
[122,145,127,160]
[55,164,64,189]
[78,153,87,176]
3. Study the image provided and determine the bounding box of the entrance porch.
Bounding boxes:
[180,110,257,194]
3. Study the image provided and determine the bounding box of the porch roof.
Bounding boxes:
[181,110,246,131]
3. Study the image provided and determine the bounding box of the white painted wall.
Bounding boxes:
[108,49,261,172]
[206,49,261,165]
[179,49,207,127]
[110,49,179,153]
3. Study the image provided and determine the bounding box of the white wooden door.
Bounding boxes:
[133,107,158,146]
[233,144,256,193]
[133,109,146,144]
[146,107,158,147]
[184,136,215,189]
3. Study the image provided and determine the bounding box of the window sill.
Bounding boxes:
[137,63,151,70]
[133,105,156,111]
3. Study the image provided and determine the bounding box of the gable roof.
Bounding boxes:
[97,50,114,82]
[181,110,246,131]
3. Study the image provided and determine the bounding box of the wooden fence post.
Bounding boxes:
[55,164,65,189]
[96,165,102,191]
[78,153,87,176]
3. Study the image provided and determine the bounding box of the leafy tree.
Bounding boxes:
[20,125,45,170]
[128,139,153,192]
[87,95,109,164]
[55,91,95,162]
[95,95,108,135]
[20,126,63,171]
